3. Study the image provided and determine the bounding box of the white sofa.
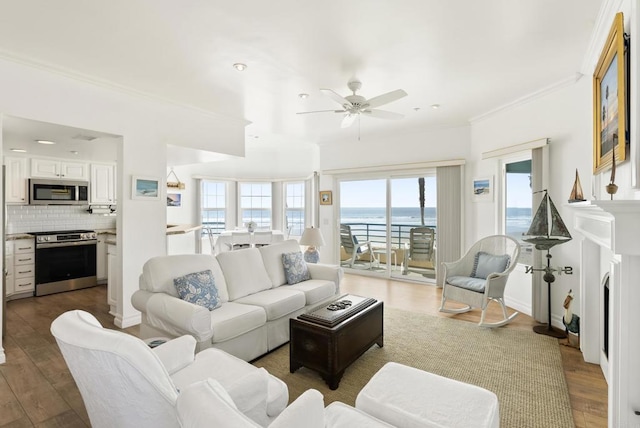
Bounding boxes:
[132,239,343,361]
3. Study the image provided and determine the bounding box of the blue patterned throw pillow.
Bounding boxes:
[173,269,221,310]
[282,252,311,285]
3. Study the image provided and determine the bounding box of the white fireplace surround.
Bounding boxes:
[570,200,640,427]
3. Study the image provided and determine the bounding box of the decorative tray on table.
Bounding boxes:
[298,294,377,327]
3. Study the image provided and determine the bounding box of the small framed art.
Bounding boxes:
[319,190,332,205]
[132,176,160,200]
[167,193,182,207]
[473,177,493,202]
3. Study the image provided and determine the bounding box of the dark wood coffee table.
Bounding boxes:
[289,295,383,390]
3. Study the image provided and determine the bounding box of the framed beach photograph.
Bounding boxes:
[132,176,160,200]
[167,193,182,207]
[473,177,493,202]
[593,12,627,174]
[319,190,332,205]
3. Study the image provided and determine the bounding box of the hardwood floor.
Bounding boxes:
[0,276,607,427]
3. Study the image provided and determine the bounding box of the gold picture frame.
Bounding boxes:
[593,12,627,173]
[319,190,332,205]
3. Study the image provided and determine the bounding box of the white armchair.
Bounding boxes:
[176,379,395,428]
[439,235,521,327]
[50,310,288,428]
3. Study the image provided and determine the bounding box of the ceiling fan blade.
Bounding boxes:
[320,89,352,107]
[366,89,408,109]
[362,109,404,120]
[341,114,357,128]
[296,109,346,115]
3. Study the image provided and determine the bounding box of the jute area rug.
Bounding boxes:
[253,307,573,428]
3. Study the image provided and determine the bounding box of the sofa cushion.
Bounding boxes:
[282,252,311,285]
[259,240,305,287]
[174,269,221,310]
[141,254,229,302]
[217,249,272,301]
[209,302,267,343]
[471,252,510,279]
[234,289,306,321]
[447,276,486,293]
[287,280,336,305]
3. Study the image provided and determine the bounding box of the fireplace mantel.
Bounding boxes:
[568,199,640,427]
[570,200,640,255]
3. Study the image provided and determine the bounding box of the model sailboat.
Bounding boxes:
[568,169,586,203]
[523,190,572,250]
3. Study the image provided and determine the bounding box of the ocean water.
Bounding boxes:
[340,206,532,234]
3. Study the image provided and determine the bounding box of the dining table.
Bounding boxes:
[214,229,285,254]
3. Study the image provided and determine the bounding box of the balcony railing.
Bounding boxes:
[342,222,436,247]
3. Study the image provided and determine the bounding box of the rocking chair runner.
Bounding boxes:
[439,235,521,327]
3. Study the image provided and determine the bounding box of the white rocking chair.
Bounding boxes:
[439,235,520,327]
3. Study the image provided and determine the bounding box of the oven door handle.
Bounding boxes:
[36,240,97,249]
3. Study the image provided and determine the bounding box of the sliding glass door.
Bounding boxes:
[338,173,436,283]
[390,176,436,282]
[339,179,388,274]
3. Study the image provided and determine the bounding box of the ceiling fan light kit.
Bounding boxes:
[297,79,407,128]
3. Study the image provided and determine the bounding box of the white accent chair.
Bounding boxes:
[440,234,521,327]
[50,310,288,428]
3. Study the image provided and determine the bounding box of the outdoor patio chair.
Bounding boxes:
[339,224,374,269]
[402,226,435,275]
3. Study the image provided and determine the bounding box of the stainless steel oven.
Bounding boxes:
[31,230,97,296]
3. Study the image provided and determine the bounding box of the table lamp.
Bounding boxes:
[300,226,325,263]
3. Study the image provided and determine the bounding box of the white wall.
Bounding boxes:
[470,76,615,324]
[0,56,246,361]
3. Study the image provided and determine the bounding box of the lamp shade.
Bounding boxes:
[299,227,325,247]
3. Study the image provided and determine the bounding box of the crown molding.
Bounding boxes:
[0,49,248,125]
[579,0,625,75]
[469,74,581,124]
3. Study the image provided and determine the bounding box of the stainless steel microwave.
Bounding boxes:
[29,179,89,205]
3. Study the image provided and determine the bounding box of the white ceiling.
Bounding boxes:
[0,0,603,159]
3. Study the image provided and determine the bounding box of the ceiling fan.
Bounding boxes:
[297,80,408,128]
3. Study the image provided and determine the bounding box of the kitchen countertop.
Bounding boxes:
[6,233,34,240]
[166,224,203,235]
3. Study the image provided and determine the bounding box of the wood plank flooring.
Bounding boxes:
[0,275,607,427]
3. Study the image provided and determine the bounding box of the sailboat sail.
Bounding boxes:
[568,169,586,202]
[523,191,572,250]
[549,197,571,238]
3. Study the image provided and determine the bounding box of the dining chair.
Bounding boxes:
[230,231,251,250]
[253,230,273,248]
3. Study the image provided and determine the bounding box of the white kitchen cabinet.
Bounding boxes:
[5,157,28,204]
[31,158,88,180]
[96,234,109,282]
[107,242,118,315]
[90,163,116,204]
[5,238,35,299]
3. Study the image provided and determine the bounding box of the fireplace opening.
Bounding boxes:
[603,274,609,359]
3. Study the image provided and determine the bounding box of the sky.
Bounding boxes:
[339,174,532,208]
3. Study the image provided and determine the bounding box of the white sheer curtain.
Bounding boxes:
[435,165,462,286]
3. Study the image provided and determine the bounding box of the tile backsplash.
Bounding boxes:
[7,205,116,234]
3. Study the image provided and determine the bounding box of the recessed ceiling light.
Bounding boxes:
[10,148,26,153]
[413,107,421,111]
[70,151,79,155]
[298,93,309,99]
[431,104,440,109]
[36,140,56,145]
[233,63,247,71]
